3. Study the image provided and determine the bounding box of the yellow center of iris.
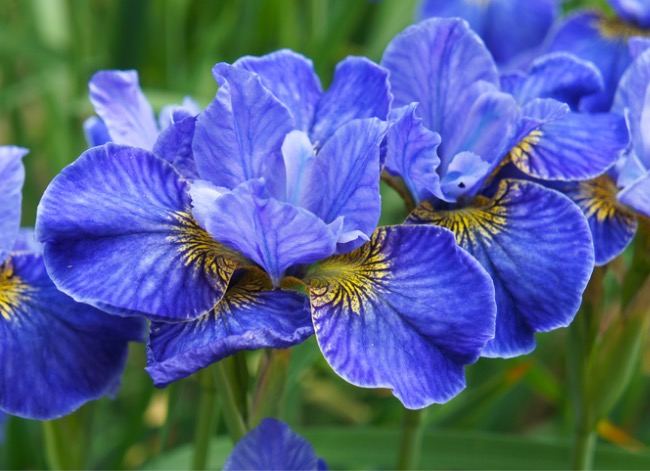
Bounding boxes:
[575,175,635,222]
[0,260,31,321]
[599,16,650,39]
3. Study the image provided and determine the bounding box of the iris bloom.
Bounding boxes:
[549,44,650,264]
[37,50,497,408]
[0,146,143,420]
[223,418,326,471]
[380,18,615,357]
[548,0,650,111]
[418,0,559,69]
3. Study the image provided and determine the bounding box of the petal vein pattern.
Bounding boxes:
[305,225,496,409]
[36,144,246,321]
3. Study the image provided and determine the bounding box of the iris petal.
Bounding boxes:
[305,225,496,409]
[223,418,322,471]
[609,0,650,28]
[234,50,323,132]
[408,179,594,357]
[88,70,159,149]
[310,57,391,149]
[0,146,26,265]
[36,144,245,321]
[146,269,312,387]
[311,118,388,252]
[203,181,339,286]
[193,64,295,189]
[153,115,198,181]
[618,170,650,218]
[554,178,638,265]
[0,252,144,419]
[385,104,443,204]
[381,18,499,144]
[508,109,628,181]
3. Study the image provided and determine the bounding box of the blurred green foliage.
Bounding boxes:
[1,0,650,469]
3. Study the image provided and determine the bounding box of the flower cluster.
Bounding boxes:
[4,0,650,427]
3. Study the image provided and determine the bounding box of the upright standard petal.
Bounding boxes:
[146,269,312,387]
[0,146,26,264]
[408,179,594,357]
[305,225,496,409]
[0,252,144,419]
[311,119,388,251]
[88,70,159,149]
[203,181,339,286]
[82,116,111,147]
[310,57,391,149]
[385,104,444,204]
[36,144,246,321]
[553,178,638,265]
[193,64,295,189]
[382,18,499,139]
[223,418,323,471]
[234,50,323,132]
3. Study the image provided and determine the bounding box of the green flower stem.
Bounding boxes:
[396,407,427,470]
[213,361,248,443]
[156,382,179,456]
[250,349,291,427]
[43,408,91,470]
[192,369,221,471]
[567,267,605,470]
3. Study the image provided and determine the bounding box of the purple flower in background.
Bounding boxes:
[223,418,327,471]
[548,0,650,111]
[37,50,498,409]
[382,18,600,357]
[418,0,560,68]
[0,146,143,420]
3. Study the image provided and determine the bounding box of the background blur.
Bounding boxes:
[3,0,650,469]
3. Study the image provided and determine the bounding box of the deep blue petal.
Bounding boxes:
[618,170,650,217]
[508,109,629,181]
[234,50,323,132]
[146,269,312,387]
[385,104,444,204]
[609,0,650,28]
[0,146,26,265]
[223,418,322,471]
[311,118,388,252]
[193,64,295,189]
[0,252,144,419]
[88,70,159,149]
[152,115,199,181]
[549,11,632,112]
[553,178,638,265]
[408,179,594,357]
[202,180,339,286]
[310,57,390,149]
[82,116,111,147]
[381,18,499,146]
[501,52,604,108]
[419,0,557,66]
[36,144,246,321]
[306,225,496,409]
[613,48,650,170]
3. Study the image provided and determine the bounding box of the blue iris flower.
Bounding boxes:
[223,418,327,471]
[418,0,560,69]
[0,146,144,420]
[548,0,650,112]
[547,45,650,264]
[37,50,498,409]
[381,18,617,357]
